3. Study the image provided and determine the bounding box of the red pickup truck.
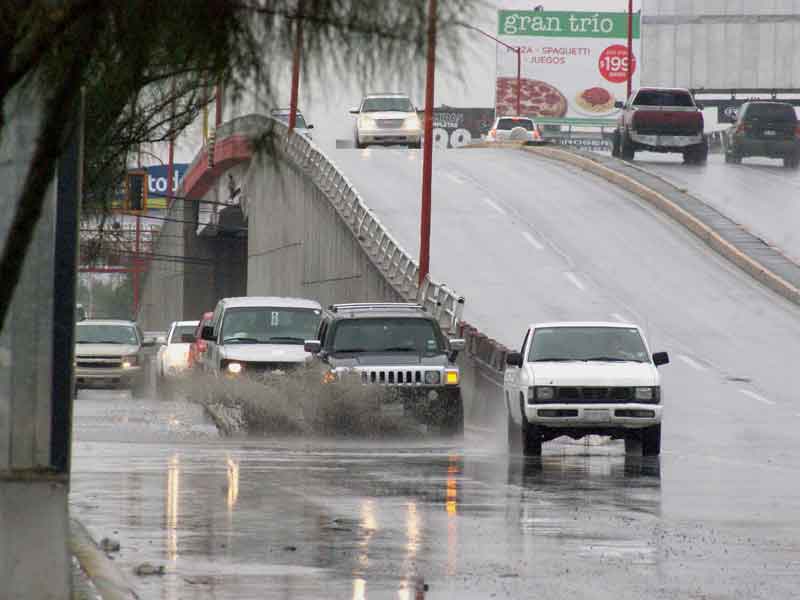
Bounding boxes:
[612,87,708,165]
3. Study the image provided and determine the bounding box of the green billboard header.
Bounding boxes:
[498,11,641,39]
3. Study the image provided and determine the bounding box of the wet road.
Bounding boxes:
[71,389,800,599]
[632,152,800,264]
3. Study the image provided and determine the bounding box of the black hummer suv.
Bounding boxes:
[304,303,466,435]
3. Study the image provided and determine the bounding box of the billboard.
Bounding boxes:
[495,8,641,122]
[112,164,188,210]
[429,107,496,148]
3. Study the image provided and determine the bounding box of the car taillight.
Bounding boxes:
[532,129,541,140]
[489,129,496,139]
[197,340,207,352]
[795,125,800,138]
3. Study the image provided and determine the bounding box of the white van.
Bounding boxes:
[201,297,322,377]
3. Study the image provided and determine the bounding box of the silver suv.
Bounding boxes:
[304,303,466,435]
[349,93,421,148]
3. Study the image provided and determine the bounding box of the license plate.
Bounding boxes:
[381,403,405,417]
[584,409,610,422]
[763,130,777,136]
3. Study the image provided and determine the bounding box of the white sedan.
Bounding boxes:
[156,320,199,380]
[503,322,669,456]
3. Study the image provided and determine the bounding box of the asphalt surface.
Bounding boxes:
[69,148,800,598]
[631,152,800,264]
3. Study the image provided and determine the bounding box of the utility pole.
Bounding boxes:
[419,0,437,286]
[288,2,304,134]
[465,25,522,116]
[626,0,634,100]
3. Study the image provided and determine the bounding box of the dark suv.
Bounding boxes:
[725,101,800,168]
[304,303,466,435]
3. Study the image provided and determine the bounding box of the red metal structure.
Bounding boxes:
[627,0,634,99]
[288,8,303,134]
[419,0,437,285]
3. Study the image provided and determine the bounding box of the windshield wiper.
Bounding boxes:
[531,358,578,362]
[381,347,417,352]
[583,356,640,362]
[85,340,126,344]
[266,336,305,344]
[223,337,261,344]
[333,348,366,353]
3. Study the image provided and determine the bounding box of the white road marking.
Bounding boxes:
[446,172,464,184]
[466,424,497,435]
[521,231,544,250]
[564,272,586,292]
[677,354,707,372]
[739,389,775,406]
[483,197,507,215]
[610,313,628,323]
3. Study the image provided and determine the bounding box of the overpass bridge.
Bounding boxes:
[141,115,800,450]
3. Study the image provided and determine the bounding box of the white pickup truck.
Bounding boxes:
[503,322,669,456]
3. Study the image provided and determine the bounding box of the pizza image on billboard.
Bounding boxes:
[495,77,568,118]
[574,86,616,114]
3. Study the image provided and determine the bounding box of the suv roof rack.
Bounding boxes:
[329,303,426,313]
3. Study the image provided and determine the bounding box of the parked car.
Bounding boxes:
[724,101,800,168]
[188,311,214,371]
[201,297,322,377]
[304,303,466,435]
[270,108,314,139]
[75,320,154,396]
[487,116,543,143]
[612,87,707,164]
[156,320,199,381]
[350,93,421,148]
[504,322,669,456]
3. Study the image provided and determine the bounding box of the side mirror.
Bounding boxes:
[304,340,322,354]
[180,333,195,343]
[201,326,215,342]
[142,337,156,347]
[349,107,360,115]
[695,102,704,110]
[506,351,523,367]
[307,123,314,129]
[652,352,670,366]
[448,338,466,352]
[614,100,625,109]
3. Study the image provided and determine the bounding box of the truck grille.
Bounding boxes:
[76,357,122,368]
[542,387,634,404]
[243,362,299,374]
[376,119,404,129]
[358,368,436,386]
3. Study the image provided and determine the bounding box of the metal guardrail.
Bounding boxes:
[254,118,466,333]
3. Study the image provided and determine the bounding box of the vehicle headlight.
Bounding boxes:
[635,386,660,403]
[403,115,421,129]
[121,355,138,369]
[535,386,555,401]
[359,116,376,128]
[444,369,459,385]
[424,371,441,385]
[227,362,243,375]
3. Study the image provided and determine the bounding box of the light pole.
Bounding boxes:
[466,25,522,115]
[419,0,437,286]
[626,0,634,100]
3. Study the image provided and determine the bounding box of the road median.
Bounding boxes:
[70,519,140,600]
[522,145,800,308]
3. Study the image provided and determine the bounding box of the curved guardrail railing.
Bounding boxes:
[256,118,466,334]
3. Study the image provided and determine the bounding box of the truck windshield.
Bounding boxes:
[169,325,197,344]
[331,318,444,354]
[497,118,535,131]
[528,327,649,363]
[76,324,139,345]
[744,103,797,122]
[361,97,414,113]
[221,307,321,344]
[634,90,694,107]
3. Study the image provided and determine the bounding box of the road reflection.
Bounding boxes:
[165,453,180,563]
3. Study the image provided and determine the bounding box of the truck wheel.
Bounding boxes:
[641,424,661,456]
[621,133,635,161]
[725,152,741,164]
[440,390,464,437]
[507,407,521,452]
[611,131,621,158]
[520,396,542,456]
